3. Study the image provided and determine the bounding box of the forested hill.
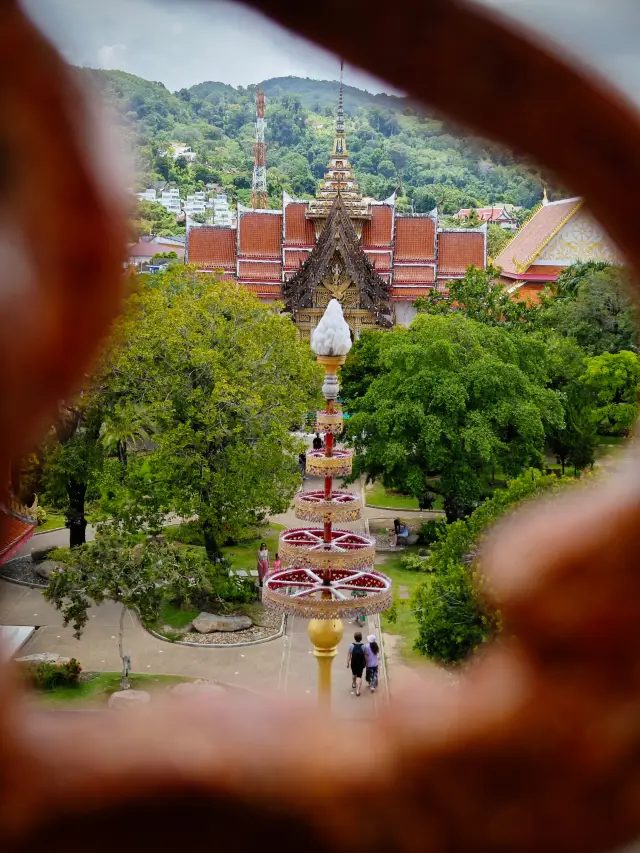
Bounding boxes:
[80,68,545,213]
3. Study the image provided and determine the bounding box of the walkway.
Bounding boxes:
[0,579,383,717]
[4,475,425,713]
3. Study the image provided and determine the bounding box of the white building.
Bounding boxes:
[213,193,233,227]
[137,188,157,203]
[159,188,181,215]
[184,194,208,217]
[171,144,197,163]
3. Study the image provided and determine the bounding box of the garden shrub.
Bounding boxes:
[46,547,74,565]
[23,657,83,691]
[164,522,204,548]
[400,552,431,572]
[418,519,447,547]
[35,506,48,526]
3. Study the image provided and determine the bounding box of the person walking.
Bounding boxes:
[365,634,380,693]
[347,631,366,696]
[312,432,324,451]
[256,542,269,587]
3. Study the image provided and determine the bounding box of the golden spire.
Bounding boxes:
[307,59,369,221]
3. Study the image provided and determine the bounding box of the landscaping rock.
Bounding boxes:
[108,690,151,709]
[35,561,66,581]
[192,612,253,634]
[31,547,56,563]
[17,653,71,664]
[170,682,225,698]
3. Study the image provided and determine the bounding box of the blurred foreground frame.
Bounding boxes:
[4,0,640,851]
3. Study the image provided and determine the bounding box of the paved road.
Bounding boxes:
[5,476,434,713]
[0,579,383,717]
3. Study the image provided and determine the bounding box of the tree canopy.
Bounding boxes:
[82,68,547,213]
[101,267,321,561]
[413,469,565,664]
[343,314,563,521]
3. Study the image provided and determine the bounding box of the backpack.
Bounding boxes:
[351,643,365,668]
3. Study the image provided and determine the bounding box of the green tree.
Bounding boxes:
[109,267,322,563]
[415,264,538,328]
[413,469,564,664]
[344,315,564,522]
[553,261,612,299]
[581,350,640,436]
[487,224,512,259]
[41,404,104,547]
[540,265,637,355]
[544,336,597,475]
[45,527,209,688]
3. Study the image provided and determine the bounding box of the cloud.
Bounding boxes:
[19,0,640,106]
[96,43,127,68]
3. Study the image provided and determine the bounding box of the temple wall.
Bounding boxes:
[537,209,622,265]
[393,302,418,328]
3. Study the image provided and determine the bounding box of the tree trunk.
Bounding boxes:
[118,603,130,691]
[561,459,565,475]
[117,439,127,469]
[66,477,87,547]
[202,520,223,567]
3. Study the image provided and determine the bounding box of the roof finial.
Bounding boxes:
[336,59,344,135]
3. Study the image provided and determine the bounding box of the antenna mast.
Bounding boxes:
[251,89,268,209]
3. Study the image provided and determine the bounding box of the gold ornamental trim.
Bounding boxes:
[278,528,375,572]
[262,566,393,620]
[306,450,352,478]
[294,490,362,523]
[316,410,344,435]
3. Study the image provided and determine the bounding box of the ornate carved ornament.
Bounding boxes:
[283,195,393,328]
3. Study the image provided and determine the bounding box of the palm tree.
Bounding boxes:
[100,403,154,468]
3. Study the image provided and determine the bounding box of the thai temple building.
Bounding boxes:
[495,195,622,302]
[187,83,487,334]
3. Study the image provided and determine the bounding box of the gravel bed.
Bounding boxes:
[180,608,283,645]
[0,557,47,588]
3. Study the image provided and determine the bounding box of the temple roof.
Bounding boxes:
[362,204,394,248]
[283,199,315,245]
[283,195,392,325]
[494,197,582,275]
[188,227,237,270]
[0,505,36,565]
[238,210,283,257]
[438,229,486,277]
[394,215,437,262]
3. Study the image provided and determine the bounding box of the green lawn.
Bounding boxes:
[32,672,190,706]
[163,522,285,572]
[378,547,431,663]
[222,523,285,570]
[36,513,66,532]
[366,482,441,511]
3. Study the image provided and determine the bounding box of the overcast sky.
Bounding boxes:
[21,0,640,105]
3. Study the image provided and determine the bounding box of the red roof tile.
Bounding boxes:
[284,249,311,269]
[238,261,282,281]
[1,511,36,564]
[242,284,283,296]
[284,203,314,245]
[394,217,436,261]
[394,265,435,283]
[365,251,392,270]
[494,199,582,275]
[391,286,433,300]
[239,212,283,257]
[362,205,393,248]
[188,227,237,269]
[438,231,485,275]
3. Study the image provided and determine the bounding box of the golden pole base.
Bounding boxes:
[308,618,344,711]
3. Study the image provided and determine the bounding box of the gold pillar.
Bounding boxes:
[307,618,344,711]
